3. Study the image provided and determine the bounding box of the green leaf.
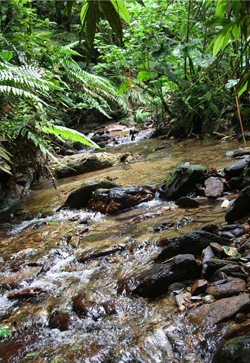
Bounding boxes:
[213,23,233,57]
[80,1,89,24]
[0,327,10,338]
[235,72,250,96]
[110,0,130,24]
[42,125,100,149]
[48,221,56,225]
[137,70,152,82]
[100,1,123,43]
[0,51,13,61]
[117,81,129,95]
[216,0,228,17]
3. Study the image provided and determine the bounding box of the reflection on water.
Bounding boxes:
[0,136,247,362]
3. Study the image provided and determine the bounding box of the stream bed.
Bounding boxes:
[0,129,249,363]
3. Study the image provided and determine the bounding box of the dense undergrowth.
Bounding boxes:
[0,0,249,186]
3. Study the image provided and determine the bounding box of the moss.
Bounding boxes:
[162,164,206,188]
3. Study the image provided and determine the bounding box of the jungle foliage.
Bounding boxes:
[0,0,249,178]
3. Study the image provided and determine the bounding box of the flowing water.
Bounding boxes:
[0,126,246,363]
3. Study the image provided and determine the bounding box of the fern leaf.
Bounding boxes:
[41,124,100,149]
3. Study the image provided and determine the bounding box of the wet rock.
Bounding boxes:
[176,216,193,230]
[201,223,219,233]
[186,293,250,327]
[118,254,201,298]
[0,328,40,362]
[53,152,121,179]
[225,186,250,223]
[49,311,78,331]
[206,277,247,299]
[87,185,156,214]
[201,245,215,273]
[76,243,125,262]
[204,259,246,280]
[215,224,244,239]
[176,196,199,208]
[153,221,174,232]
[60,179,119,209]
[212,332,250,363]
[224,158,249,179]
[223,320,250,340]
[155,230,228,262]
[0,266,42,289]
[204,177,224,198]
[159,164,206,200]
[72,294,107,319]
[191,279,209,296]
[7,287,47,300]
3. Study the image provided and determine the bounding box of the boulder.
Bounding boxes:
[206,277,247,299]
[224,158,249,179]
[204,177,224,198]
[118,254,201,298]
[186,293,250,327]
[60,179,119,209]
[159,164,206,200]
[225,186,250,223]
[155,230,228,262]
[213,333,250,363]
[53,152,121,179]
[76,243,125,263]
[87,185,156,214]
[176,196,199,208]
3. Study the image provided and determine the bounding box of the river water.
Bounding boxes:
[0,127,246,363]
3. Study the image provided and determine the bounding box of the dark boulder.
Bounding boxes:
[225,186,250,223]
[155,230,228,262]
[176,196,199,208]
[60,179,119,209]
[224,158,249,179]
[213,333,250,363]
[159,164,206,200]
[87,185,156,214]
[118,254,201,298]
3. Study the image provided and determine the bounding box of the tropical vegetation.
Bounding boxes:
[0,0,249,182]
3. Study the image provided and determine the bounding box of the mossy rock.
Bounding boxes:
[159,164,206,200]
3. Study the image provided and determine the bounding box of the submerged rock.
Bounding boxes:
[159,164,206,200]
[0,266,42,289]
[155,230,228,262]
[7,287,47,300]
[49,311,78,331]
[72,294,107,320]
[118,254,201,298]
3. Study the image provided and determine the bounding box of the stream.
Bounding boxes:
[0,126,247,363]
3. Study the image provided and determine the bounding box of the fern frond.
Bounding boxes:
[41,124,100,149]
[0,139,12,175]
